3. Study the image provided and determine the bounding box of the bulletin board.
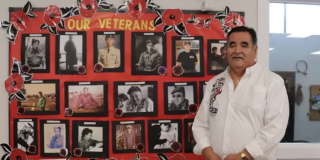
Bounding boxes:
[4,1,245,160]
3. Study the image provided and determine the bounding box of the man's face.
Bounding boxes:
[130,91,142,105]
[160,124,169,132]
[32,42,39,50]
[127,128,132,133]
[147,44,152,52]
[184,44,191,52]
[212,49,217,55]
[226,32,257,69]
[159,38,162,44]
[83,88,88,95]
[221,47,227,55]
[85,132,92,140]
[172,92,185,106]
[119,98,126,106]
[54,128,60,137]
[106,38,114,47]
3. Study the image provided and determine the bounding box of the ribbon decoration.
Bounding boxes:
[214,6,245,36]
[117,0,160,19]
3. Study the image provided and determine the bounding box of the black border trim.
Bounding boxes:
[184,118,195,153]
[207,39,228,75]
[13,118,38,155]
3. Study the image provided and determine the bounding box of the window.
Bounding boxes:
[269,3,285,33]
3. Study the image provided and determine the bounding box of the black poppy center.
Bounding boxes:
[12,81,16,86]
[86,4,91,10]
[135,5,140,10]
[50,13,55,19]
[16,156,21,160]
[170,14,175,19]
[18,18,22,23]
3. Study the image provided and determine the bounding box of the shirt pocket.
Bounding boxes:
[248,85,267,109]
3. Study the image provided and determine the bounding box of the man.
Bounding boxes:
[192,26,289,160]
[37,91,46,111]
[136,40,162,72]
[168,86,189,111]
[48,126,63,149]
[211,46,228,70]
[118,93,129,109]
[98,35,121,68]
[149,123,173,149]
[75,87,101,111]
[176,41,198,72]
[64,35,77,70]
[154,37,163,56]
[123,86,153,112]
[79,128,98,151]
[220,46,227,59]
[17,123,35,152]
[26,39,46,69]
[123,125,136,149]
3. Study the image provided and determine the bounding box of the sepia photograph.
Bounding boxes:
[172,36,204,77]
[199,81,207,103]
[18,80,60,115]
[14,118,38,155]
[65,81,108,117]
[114,81,158,117]
[148,120,182,153]
[207,40,228,74]
[131,32,167,75]
[72,121,109,158]
[112,120,145,153]
[164,82,198,115]
[56,32,87,74]
[21,34,50,73]
[184,119,196,153]
[93,31,125,72]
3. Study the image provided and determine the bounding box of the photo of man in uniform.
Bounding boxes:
[168,86,189,111]
[176,41,198,72]
[98,35,121,69]
[123,125,136,149]
[48,126,63,149]
[75,87,101,111]
[136,40,162,72]
[25,38,46,69]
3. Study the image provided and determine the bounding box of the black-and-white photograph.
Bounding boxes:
[172,36,204,77]
[207,40,228,74]
[72,121,109,158]
[164,82,198,114]
[93,31,125,72]
[148,119,182,153]
[21,34,50,73]
[14,118,38,155]
[56,31,87,75]
[184,119,196,153]
[112,120,145,153]
[131,32,167,75]
[114,81,158,117]
[199,81,207,103]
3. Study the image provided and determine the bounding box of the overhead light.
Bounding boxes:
[310,51,320,55]
[269,48,274,51]
[287,33,312,38]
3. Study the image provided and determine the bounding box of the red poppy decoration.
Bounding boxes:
[188,104,199,114]
[171,142,182,152]
[5,73,23,94]
[117,0,159,19]
[59,148,68,157]
[114,108,123,117]
[27,145,36,154]
[94,63,103,72]
[10,10,29,31]
[186,14,212,29]
[224,13,245,29]
[65,108,73,117]
[172,65,184,76]
[158,66,167,75]
[73,148,82,157]
[17,106,25,115]
[10,149,27,160]
[79,0,98,18]
[21,65,30,73]
[78,65,87,74]
[162,9,183,26]
[43,5,61,27]
[136,143,145,152]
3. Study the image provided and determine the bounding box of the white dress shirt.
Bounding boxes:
[192,64,289,160]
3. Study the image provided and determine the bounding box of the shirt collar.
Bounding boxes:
[107,46,114,50]
[225,62,258,77]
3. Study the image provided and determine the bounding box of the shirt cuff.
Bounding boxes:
[245,139,265,159]
[193,137,211,155]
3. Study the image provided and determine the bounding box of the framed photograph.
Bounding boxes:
[207,39,228,75]
[21,34,50,73]
[112,120,145,153]
[147,119,182,153]
[131,32,167,75]
[184,119,196,153]
[172,36,204,77]
[40,120,70,157]
[55,31,87,75]
[93,31,125,72]
[13,118,38,155]
[199,81,207,103]
[65,81,108,117]
[164,82,198,115]
[114,81,158,117]
[72,121,109,158]
[18,80,60,115]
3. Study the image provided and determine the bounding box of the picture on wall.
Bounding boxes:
[172,36,204,77]
[40,120,70,157]
[72,121,109,158]
[147,119,182,153]
[14,118,38,155]
[64,81,108,117]
[184,119,196,153]
[163,82,198,115]
[114,81,158,117]
[18,80,60,115]
[199,81,207,103]
[93,31,125,72]
[310,85,320,121]
[131,32,167,75]
[21,34,50,73]
[207,40,228,74]
[55,31,87,75]
[112,120,145,153]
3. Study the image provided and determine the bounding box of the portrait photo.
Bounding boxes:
[184,119,196,153]
[207,40,228,74]
[56,32,87,75]
[131,32,167,75]
[18,80,60,115]
[199,81,207,103]
[172,36,204,77]
[21,34,50,73]
[93,31,125,72]
[65,81,108,117]
[72,121,109,158]
[148,120,182,153]
[40,120,69,157]
[164,82,198,115]
[114,81,158,117]
[112,120,145,153]
[14,118,38,155]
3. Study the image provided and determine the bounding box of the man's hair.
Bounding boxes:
[118,93,129,101]
[38,91,43,96]
[127,86,141,95]
[160,123,171,128]
[81,128,93,138]
[212,47,217,51]
[227,26,257,46]
[32,39,40,45]
[54,126,61,132]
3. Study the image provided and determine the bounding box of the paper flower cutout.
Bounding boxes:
[153,9,189,36]
[77,0,114,19]
[65,108,73,116]
[94,63,103,72]
[172,65,184,76]
[214,6,245,36]
[77,65,86,74]
[114,108,123,117]
[171,142,182,152]
[136,143,145,152]
[1,143,28,160]
[73,148,82,157]
[59,148,72,160]
[6,58,33,103]
[17,106,25,115]
[158,66,167,75]
[21,65,30,73]
[117,0,159,19]
[186,14,212,29]
[0,1,36,43]
[188,104,198,114]
[27,145,36,154]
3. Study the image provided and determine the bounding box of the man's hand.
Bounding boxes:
[224,153,242,160]
[202,147,221,160]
